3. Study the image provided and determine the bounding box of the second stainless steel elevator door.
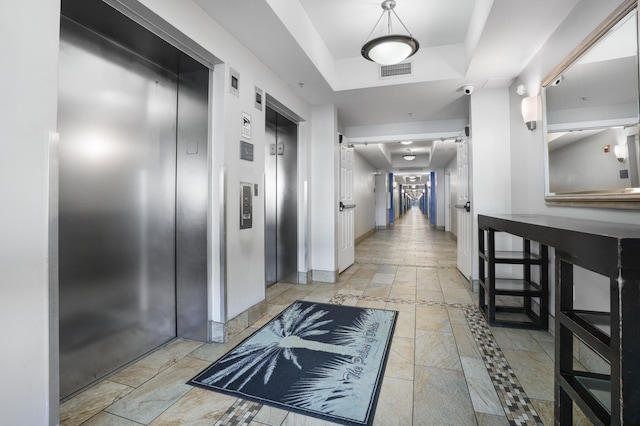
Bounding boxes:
[58,17,178,398]
[265,108,298,285]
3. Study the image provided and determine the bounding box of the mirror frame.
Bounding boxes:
[542,0,640,209]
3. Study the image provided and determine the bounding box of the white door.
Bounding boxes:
[456,138,472,279]
[338,143,355,273]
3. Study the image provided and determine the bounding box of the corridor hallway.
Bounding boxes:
[59,207,570,425]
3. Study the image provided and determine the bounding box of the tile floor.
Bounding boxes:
[59,207,592,425]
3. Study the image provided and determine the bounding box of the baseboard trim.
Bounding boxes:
[311,269,338,283]
[209,299,268,343]
[355,228,376,245]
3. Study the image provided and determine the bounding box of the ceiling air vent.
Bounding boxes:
[380,62,412,79]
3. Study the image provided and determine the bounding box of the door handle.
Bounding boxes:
[339,202,356,212]
[454,201,470,212]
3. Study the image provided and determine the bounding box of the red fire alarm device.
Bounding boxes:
[604,144,611,153]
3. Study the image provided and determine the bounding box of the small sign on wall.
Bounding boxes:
[242,111,251,140]
[240,140,254,161]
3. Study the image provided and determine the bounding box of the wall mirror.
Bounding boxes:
[542,0,640,208]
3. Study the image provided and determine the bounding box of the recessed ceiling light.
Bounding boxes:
[400,141,413,145]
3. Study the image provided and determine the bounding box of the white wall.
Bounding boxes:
[511,0,639,314]
[0,2,60,424]
[353,150,376,240]
[469,88,513,279]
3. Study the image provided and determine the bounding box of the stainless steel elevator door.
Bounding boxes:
[265,108,298,286]
[58,18,178,398]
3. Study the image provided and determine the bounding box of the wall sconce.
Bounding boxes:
[521,96,539,131]
[614,144,628,163]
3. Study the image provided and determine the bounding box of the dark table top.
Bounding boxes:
[478,214,640,276]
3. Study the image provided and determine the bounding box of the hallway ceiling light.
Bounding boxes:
[361,0,419,66]
[402,149,416,161]
[400,140,413,145]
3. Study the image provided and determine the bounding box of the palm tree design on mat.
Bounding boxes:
[201,303,381,390]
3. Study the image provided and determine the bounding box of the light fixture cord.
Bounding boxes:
[390,8,413,36]
[364,10,387,43]
[363,1,414,42]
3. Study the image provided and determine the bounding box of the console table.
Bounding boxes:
[477,214,640,425]
[478,219,548,329]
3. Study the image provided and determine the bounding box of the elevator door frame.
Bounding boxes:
[265,106,299,286]
[55,0,213,402]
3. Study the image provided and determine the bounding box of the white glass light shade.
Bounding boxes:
[362,35,419,65]
[521,96,539,130]
[614,144,628,162]
[403,154,416,161]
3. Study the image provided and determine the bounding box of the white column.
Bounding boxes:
[310,105,339,281]
[469,88,513,279]
[0,1,60,424]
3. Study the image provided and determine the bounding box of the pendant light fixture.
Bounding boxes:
[403,149,416,161]
[361,0,420,66]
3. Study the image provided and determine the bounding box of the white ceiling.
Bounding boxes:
[193,0,581,182]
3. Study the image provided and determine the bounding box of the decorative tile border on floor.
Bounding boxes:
[328,293,468,308]
[214,399,262,426]
[329,294,544,426]
[462,305,543,426]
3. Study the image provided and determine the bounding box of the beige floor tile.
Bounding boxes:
[60,380,134,426]
[356,299,387,309]
[105,357,212,424]
[442,287,474,304]
[149,388,236,425]
[415,305,452,332]
[393,310,416,339]
[461,357,504,416]
[362,285,392,298]
[373,377,413,425]
[416,290,445,302]
[371,273,395,285]
[447,307,468,324]
[80,411,141,425]
[490,328,545,353]
[110,338,203,388]
[502,349,554,401]
[281,412,337,425]
[385,301,416,313]
[415,329,461,370]
[475,413,509,426]
[452,323,481,359]
[385,336,415,380]
[190,327,257,362]
[413,366,476,425]
[253,404,289,425]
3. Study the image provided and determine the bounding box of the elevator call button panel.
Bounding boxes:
[240,182,253,229]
